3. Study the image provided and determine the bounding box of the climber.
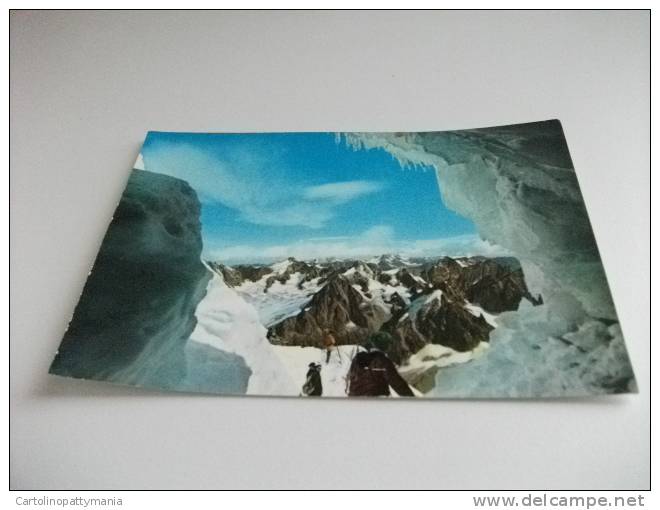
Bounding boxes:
[302,362,323,396]
[323,328,341,364]
[346,332,415,397]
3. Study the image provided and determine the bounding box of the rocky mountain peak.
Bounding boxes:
[267,273,388,347]
[212,253,540,363]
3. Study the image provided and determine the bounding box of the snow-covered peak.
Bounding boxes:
[269,258,295,274]
[368,253,414,269]
[343,260,374,279]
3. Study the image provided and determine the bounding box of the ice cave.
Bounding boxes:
[344,120,635,397]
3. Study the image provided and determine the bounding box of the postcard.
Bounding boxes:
[49,121,636,398]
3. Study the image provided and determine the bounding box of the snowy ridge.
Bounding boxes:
[190,270,298,396]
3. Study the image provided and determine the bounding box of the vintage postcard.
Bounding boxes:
[49,121,636,398]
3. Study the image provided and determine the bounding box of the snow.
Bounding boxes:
[356,274,412,305]
[343,263,374,280]
[406,289,443,321]
[190,271,299,396]
[272,345,357,397]
[270,259,293,274]
[464,302,498,327]
[235,273,321,327]
[402,342,489,373]
[350,280,396,321]
[425,289,444,304]
[398,342,489,395]
[412,274,427,284]
[272,344,424,397]
[368,254,416,268]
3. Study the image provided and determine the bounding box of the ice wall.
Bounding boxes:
[344,121,635,396]
[190,270,299,396]
[49,169,251,394]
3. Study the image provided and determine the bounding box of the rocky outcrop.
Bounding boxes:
[371,254,417,271]
[258,254,535,362]
[340,261,376,293]
[49,170,249,390]
[393,268,426,295]
[207,261,244,287]
[383,291,494,364]
[387,292,408,316]
[235,264,273,283]
[207,261,272,287]
[422,256,539,314]
[264,258,325,291]
[267,275,388,347]
[263,256,501,363]
[466,271,538,313]
[379,315,428,366]
[422,256,465,291]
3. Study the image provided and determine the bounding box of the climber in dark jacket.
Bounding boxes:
[302,362,323,396]
[346,333,415,397]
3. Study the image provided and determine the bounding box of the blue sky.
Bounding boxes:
[140,132,495,264]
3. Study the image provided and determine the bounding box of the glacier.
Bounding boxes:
[343,120,636,397]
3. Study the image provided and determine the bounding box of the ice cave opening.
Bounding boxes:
[343,121,635,397]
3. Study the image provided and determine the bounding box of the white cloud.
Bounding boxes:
[208,228,510,264]
[144,143,385,229]
[405,235,512,258]
[303,180,384,203]
[362,225,395,244]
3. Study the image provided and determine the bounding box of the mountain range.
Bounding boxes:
[207,254,542,367]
